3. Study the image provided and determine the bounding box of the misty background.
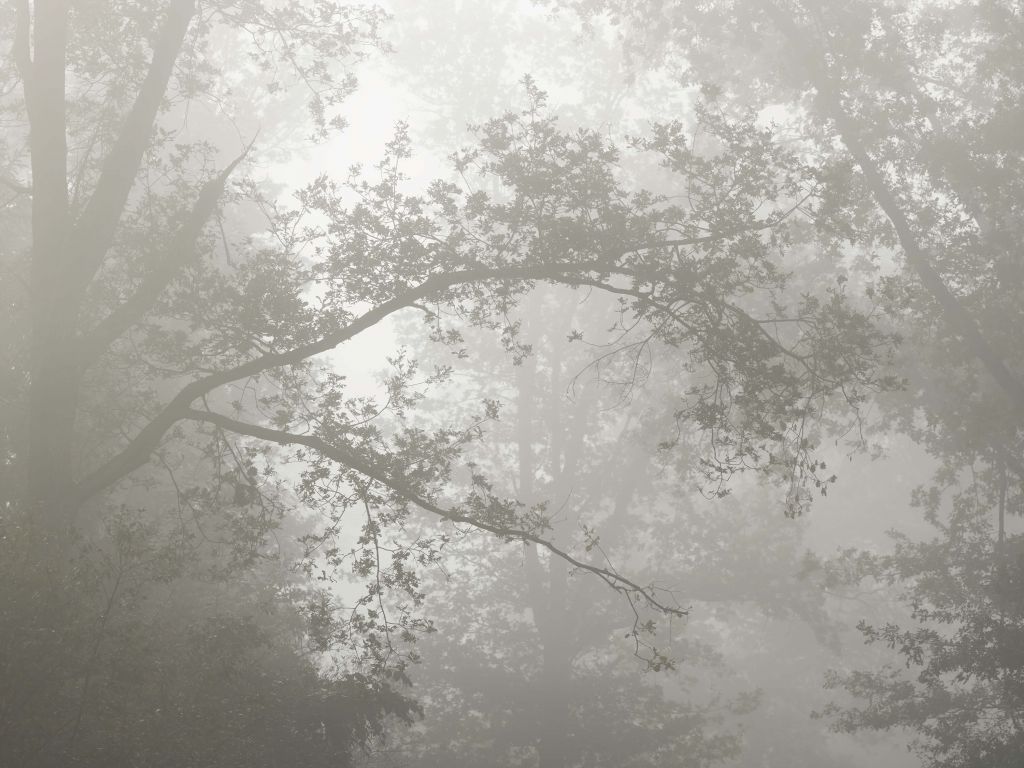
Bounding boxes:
[2,1,1022,767]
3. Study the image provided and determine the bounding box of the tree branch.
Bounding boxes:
[0,173,31,196]
[828,113,1024,412]
[77,140,254,364]
[765,4,1024,420]
[182,407,687,618]
[69,250,826,505]
[68,262,631,504]
[72,0,196,288]
[636,215,800,256]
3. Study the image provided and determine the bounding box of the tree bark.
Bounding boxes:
[25,0,76,523]
[23,0,198,526]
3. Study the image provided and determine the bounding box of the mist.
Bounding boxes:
[2,1,1021,767]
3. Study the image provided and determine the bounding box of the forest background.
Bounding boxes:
[2,1,1022,767]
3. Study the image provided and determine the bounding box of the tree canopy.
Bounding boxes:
[2,0,1021,766]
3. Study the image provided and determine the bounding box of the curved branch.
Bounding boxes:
[182,407,687,618]
[70,261,631,504]
[70,252,823,505]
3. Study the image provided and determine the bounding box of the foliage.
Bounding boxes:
[0,501,419,768]
[536,0,1024,760]
[0,0,922,763]
[350,286,873,768]
[818,483,1024,767]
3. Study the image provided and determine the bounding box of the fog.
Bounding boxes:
[2,1,1022,767]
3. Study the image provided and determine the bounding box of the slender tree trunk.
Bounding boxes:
[515,333,555,765]
[516,295,597,768]
[537,365,595,768]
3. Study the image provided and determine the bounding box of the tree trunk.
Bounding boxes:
[516,296,595,768]
[24,0,80,527]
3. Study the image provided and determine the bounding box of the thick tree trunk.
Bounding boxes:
[24,0,79,525]
[21,0,198,523]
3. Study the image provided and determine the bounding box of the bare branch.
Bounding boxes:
[182,407,687,618]
[0,173,31,196]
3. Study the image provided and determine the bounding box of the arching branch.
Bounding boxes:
[71,261,635,503]
[182,407,688,618]
[71,246,832,505]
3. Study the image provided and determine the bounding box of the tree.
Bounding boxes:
[542,0,1024,760]
[2,0,896,762]
[2,3,416,763]
[0,501,420,767]
[3,0,887,638]
[362,288,744,768]
[354,285,902,768]
[817,486,1024,768]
